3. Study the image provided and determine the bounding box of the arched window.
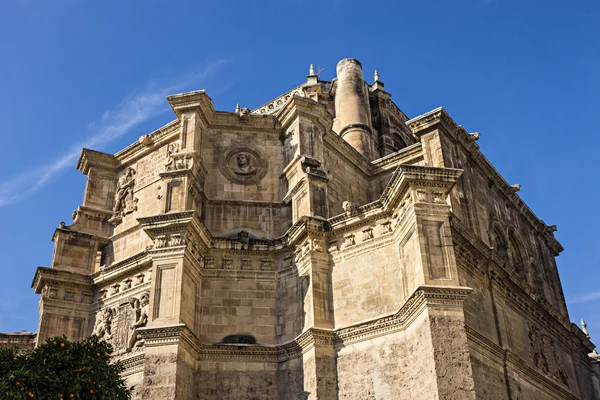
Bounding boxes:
[508,231,525,277]
[394,135,407,150]
[491,224,508,258]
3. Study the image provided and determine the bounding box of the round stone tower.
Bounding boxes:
[334,58,378,160]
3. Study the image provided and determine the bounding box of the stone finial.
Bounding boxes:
[510,184,521,193]
[309,64,316,76]
[235,104,241,113]
[374,70,380,82]
[547,225,558,233]
[582,319,590,338]
[467,132,480,142]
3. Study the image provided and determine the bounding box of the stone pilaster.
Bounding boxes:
[136,324,199,400]
[404,286,476,399]
[298,330,337,400]
[280,96,332,222]
[134,211,209,399]
[288,218,336,399]
[392,165,464,294]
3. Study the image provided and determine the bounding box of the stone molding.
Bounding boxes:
[371,142,423,171]
[120,353,145,377]
[76,148,118,175]
[252,84,304,115]
[114,120,180,165]
[31,267,92,294]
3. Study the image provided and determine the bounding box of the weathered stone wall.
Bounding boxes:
[197,360,278,400]
[454,225,584,398]
[204,202,292,239]
[337,313,438,399]
[277,357,306,399]
[200,276,277,345]
[330,228,404,327]
[322,145,369,216]
[275,270,303,343]
[468,347,508,400]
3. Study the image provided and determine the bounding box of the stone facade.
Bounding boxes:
[30,58,599,399]
[0,331,36,351]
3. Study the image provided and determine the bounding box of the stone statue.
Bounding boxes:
[127,292,149,352]
[165,142,180,170]
[93,308,114,342]
[343,200,359,217]
[110,167,137,225]
[582,319,590,338]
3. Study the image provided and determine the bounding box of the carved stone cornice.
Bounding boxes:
[137,324,202,358]
[120,353,145,377]
[76,148,118,175]
[465,326,578,399]
[276,95,333,134]
[464,325,505,365]
[114,120,180,166]
[371,143,423,172]
[51,226,111,246]
[209,111,281,134]
[138,210,212,248]
[92,251,150,278]
[131,286,469,364]
[166,90,214,125]
[329,164,461,230]
[286,216,329,247]
[335,285,472,347]
[31,267,93,294]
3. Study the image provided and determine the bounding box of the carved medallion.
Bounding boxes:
[218,145,268,185]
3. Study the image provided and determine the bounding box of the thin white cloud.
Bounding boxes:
[568,291,600,305]
[0,59,231,207]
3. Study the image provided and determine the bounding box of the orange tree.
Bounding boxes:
[0,335,132,399]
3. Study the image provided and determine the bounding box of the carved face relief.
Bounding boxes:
[235,152,253,173]
[219,145,267,185]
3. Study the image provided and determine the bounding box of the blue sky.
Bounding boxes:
[0,1,598,343]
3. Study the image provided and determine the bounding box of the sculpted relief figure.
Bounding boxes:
[235,152,255,174]
[109,167,138,225]
[93,308,114,342]
[165,143,179,171]
[127,292,149,352]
